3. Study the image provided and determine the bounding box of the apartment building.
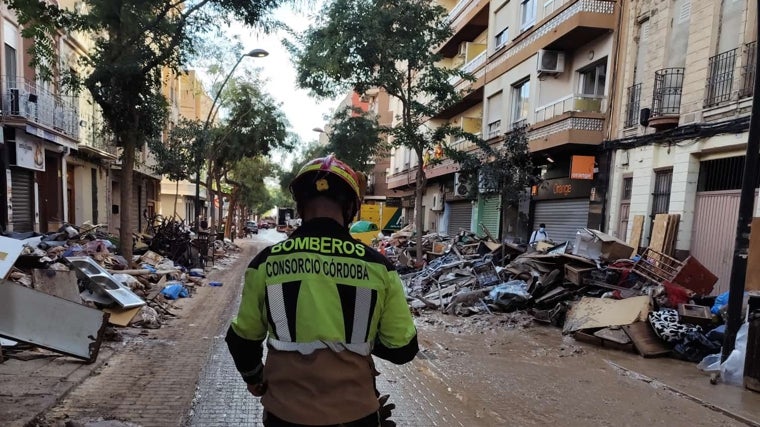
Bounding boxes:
[606,0,757,294]
[158,69,213,223]
[386,0,619,243]
[0,2,117,233]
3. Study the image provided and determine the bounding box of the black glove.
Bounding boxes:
[378,394,396,427]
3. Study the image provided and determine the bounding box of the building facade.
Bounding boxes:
[606,0,758,295]
[385,0,619,243]
[158,69,212,224]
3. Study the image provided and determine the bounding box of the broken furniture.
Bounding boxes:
[632,248,718,295]
[0,280,109,362]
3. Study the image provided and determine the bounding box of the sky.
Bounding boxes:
[213,3,341,169]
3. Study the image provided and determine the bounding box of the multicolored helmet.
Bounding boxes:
[289,154,366,215]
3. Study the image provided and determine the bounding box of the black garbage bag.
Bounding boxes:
[673,330,722,362]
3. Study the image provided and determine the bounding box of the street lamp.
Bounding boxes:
[194,48,269,232]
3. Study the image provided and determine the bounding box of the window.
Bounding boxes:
[579,60,607,97]
[521,0,536,31]
[5,43,16,89]
[511,79,530,124]
[651,169,673,220]
[495,28,509,50]
[619,177,633,241]
[486,91,503,138]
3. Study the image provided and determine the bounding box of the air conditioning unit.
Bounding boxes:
[431,192,444,211]
[537,50,565,74]
[454,172,471,197]
[478,169,498,194]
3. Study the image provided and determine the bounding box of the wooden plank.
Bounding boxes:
[649,214,669,253]
[629,215,645,253]
[622,322,671,357]
[746,218,760,291]
[663,214,680,256]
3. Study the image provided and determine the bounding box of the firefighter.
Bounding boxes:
[226,154,418,426]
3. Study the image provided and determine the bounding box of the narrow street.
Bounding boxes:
[23,230,759,427]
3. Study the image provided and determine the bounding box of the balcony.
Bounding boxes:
[705,48,738,107]
[78,113,118,157]
[1,77,79,140]
[534,94,605,123]
[440,0,489,57]
[650,67,684,129]
[624,83,642,128]
[486,0,616,83]
[740,41,757,98]
[527,96,604,153]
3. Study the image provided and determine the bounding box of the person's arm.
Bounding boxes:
[372,272,418,364]
[529,231,537,244]
[226,266,268,385]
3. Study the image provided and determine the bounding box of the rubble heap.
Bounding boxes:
[0,221,239,364]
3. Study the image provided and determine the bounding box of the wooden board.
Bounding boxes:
[629,215,645,253]
[746,218,760,291]
[663,214,680,256]
[622,322,671,357]
[649,214,670,253]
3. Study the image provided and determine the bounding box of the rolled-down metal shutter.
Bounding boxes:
[533,198,589,244]
[11,168,34,232]
[478,196,501,238]
[447,202,473,235]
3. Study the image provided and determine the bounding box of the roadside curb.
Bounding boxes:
[608,361,760,427]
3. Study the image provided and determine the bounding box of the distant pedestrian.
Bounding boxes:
[529,223,549,245]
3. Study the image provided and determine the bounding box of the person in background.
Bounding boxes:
[529,223,549,245]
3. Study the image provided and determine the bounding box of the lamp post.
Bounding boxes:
[194,48,268,232]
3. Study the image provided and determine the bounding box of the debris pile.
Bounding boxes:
[0,222,239,364]
[398,225,744,368]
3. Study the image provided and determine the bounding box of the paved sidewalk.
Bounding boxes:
[14,242,261,427]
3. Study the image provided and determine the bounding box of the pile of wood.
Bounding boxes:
[650,213,680,256]
[628,214,680,257]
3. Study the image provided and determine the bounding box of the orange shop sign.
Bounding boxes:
[570,155,595,180]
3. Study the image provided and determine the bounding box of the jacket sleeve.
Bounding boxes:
[226,266,268,384]
[373,271,418,364]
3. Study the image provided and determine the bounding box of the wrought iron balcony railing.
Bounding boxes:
[652,68,684,117]
[705,48,737,107]
[625,83,642,128]
[1,76,79,139]
[740,41,757,98]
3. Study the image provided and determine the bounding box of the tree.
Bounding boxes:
[206,77,290,235]
[5,0,284,263]
[448,124,540,248]
[288,0,472,260]
[324,106,385,174]
[149,119,202,219]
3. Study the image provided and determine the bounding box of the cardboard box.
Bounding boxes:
[573,229,635,262]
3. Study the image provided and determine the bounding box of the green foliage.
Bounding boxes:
[149,119,202,181]
[269,186,295,209]
[447,124,540,204]
[231,156,275,214]
[325,106,385,174]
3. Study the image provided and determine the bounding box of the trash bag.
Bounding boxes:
[697,353,722,372]
[673,330,721,362]
[712,292,730,315]
[488,280,531,311]
[161,283,188,299]
[721,322,749,386]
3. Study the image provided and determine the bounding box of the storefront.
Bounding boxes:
[476,195,501,239]
[531,177,593,245]
[447,201,473,235]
